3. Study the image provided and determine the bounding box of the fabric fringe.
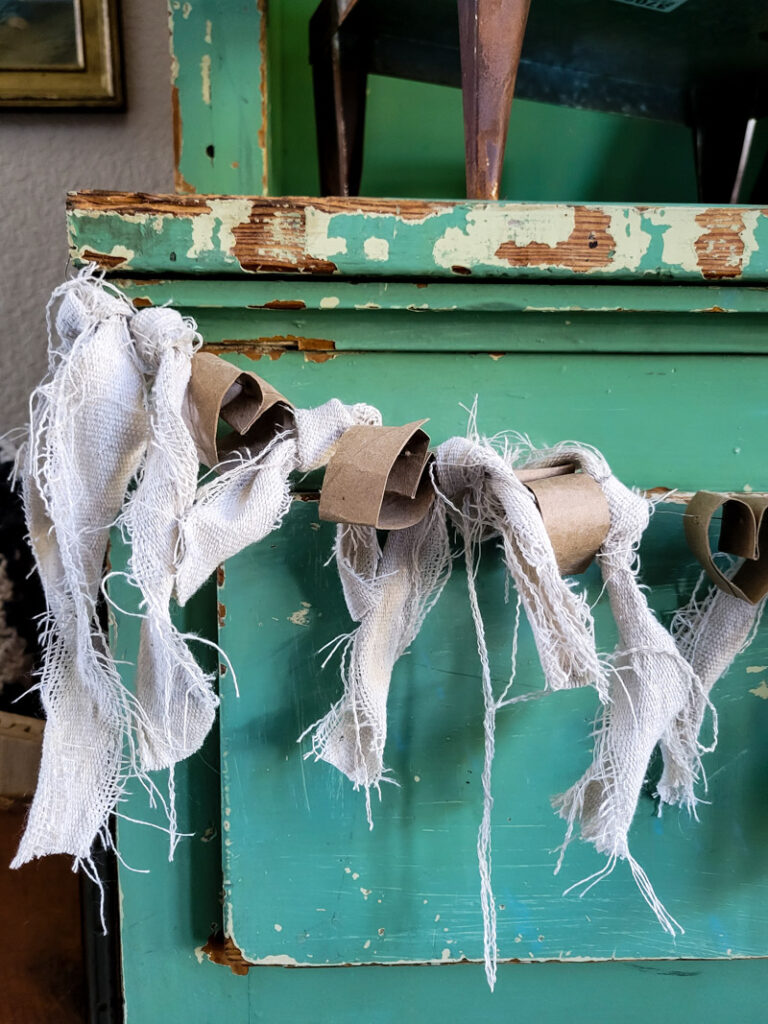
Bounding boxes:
[14,271,150,866]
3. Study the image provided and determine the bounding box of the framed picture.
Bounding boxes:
[0,0,122,108]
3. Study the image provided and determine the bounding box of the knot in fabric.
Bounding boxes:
[130,307,201,374]
[54,282,132,349]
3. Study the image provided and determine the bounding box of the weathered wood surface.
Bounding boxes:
[68,192,768,282]
[170,1,270,195]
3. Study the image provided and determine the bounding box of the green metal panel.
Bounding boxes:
[170,0,270,195]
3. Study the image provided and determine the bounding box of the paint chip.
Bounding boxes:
[363,939,371,950]
[288,602,311,626]
[749,681,768,699]
[363,237,390,262]
[441,948,451,960]
[319,296,340,309]
[274,923,282,932]
[746,666,767,674]
[434,914,440,922]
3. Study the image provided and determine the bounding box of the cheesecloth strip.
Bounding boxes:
[14,273,148,870]
[547,442,702,937]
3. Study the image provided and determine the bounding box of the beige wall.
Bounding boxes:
[0,1,174,440]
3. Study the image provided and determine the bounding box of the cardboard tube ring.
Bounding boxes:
[685,490,768,604]
[318,421,435,530]
[524,467,611,575]
[184,351,294,469]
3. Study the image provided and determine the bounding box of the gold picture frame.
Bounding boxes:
[0,0,123,108]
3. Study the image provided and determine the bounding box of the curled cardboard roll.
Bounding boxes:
[183,351,294,468]
[318,421,434,530]
[684,490,768,604]
[525,469,611,575]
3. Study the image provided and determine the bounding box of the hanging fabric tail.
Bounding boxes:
[14,272,149,868]
[434,435,608,990]
[550,443,698,936]
[175,399,381,606]
[305,500,453,825]
[661,578,763,810]
[120,308,218,788]
[435,436,607,697]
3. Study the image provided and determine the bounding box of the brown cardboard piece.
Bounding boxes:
[684,490,768,604]
[184,351,294,468]
[524,470,611,575]
[318,421,435,530]
[319,424,609,573]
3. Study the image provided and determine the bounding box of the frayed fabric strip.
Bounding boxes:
[120,308,218,795]
[14,272,150,866]
[306,432,609,991]
[175,400,381,606]
[550,443,699,937]
[303,502,452,822]
[662,575,764,810]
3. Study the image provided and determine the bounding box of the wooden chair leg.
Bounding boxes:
[310,0,368,197]
[458,0,532,200]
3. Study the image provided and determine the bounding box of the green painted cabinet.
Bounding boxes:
[97,268,768,1021]
[80,5,768,1018]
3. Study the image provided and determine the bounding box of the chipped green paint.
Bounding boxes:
[69,194,768,282]
[115,278,768,316]
[170,1,269,194]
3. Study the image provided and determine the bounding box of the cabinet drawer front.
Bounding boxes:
[217,351,768,966]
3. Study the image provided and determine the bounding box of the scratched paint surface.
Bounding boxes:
[169,0,269,195]
[67,194,768,282]
[217,351,768,966]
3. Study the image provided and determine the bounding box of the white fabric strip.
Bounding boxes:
[14,274,149,868]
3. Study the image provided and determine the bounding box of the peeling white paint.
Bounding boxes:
[201,53,212,106]
[363,236,390,262]
[749,681,768,699]
[739,210,762,270]
[441,948,451,960]
[746,666,767,673]
[354,302,382,310]
[182,1,192,18]
[319,296,340,309]
[645,208,705,273]
[288,601,311,626]
[204,18,212,43]
[305,208,348,260]
[251,954,300,966]
[433,204,574,271]
[363,939,371,950]
[186,197,252,261]
[194,944,205,964]
[605,207,652,273]
[102,245,135,269]
[274,923,283,932]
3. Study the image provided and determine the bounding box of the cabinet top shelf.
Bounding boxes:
[67,192,768,284]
